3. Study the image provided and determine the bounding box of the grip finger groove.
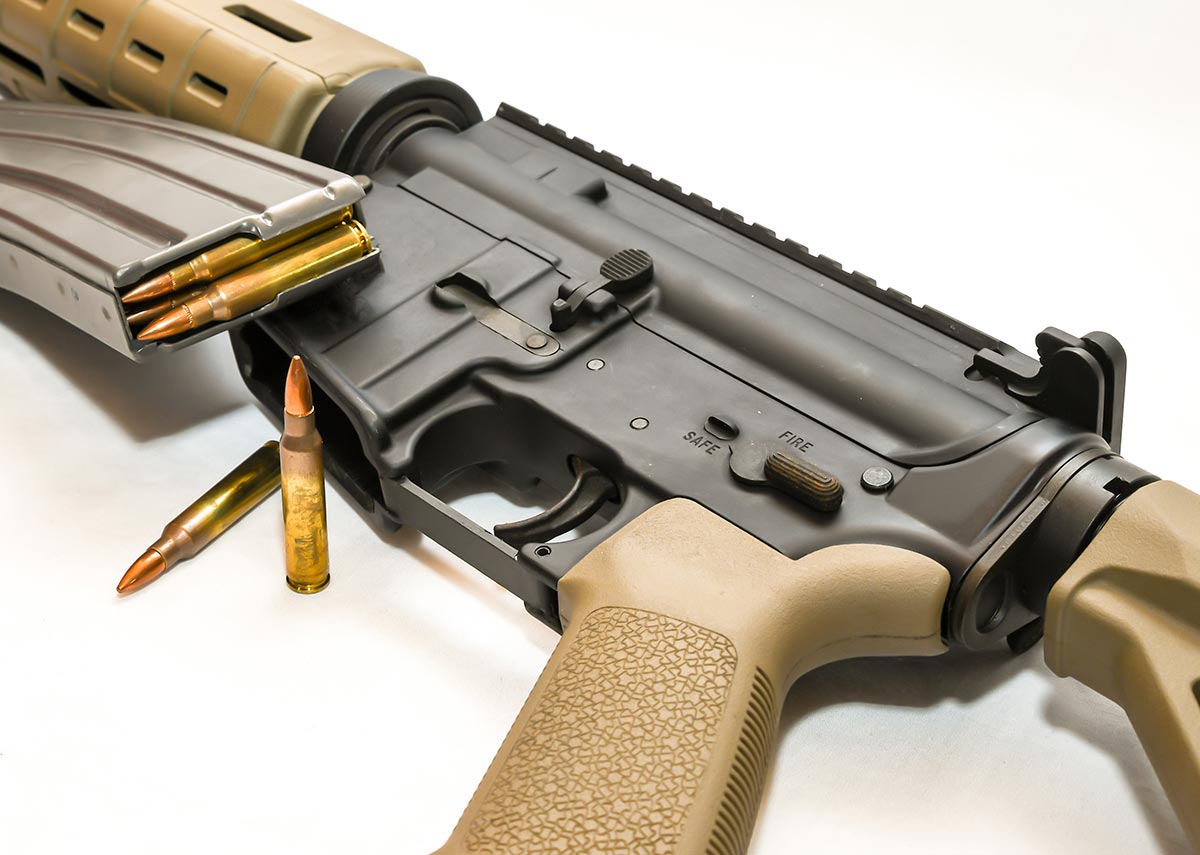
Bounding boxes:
[709,668,778,855]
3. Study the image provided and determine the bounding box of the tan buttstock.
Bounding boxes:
[0,0,422,153]
[434,499,949,855]
[1046,480,1200,848]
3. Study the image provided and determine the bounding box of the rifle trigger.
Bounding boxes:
[494,457,619,547]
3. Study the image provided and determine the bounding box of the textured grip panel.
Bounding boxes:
[0,0,422,153]
[434,500,949,855]
[465,608,738,853]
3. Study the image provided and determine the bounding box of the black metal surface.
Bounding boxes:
[232,95,1148,646]
[551,248,654,331]
[303,69,482,175]
[495,457,619,546]
[950,451,1156,649]
[496,103,1005,354]
[435,271,561,356]
[974,327,1127,451]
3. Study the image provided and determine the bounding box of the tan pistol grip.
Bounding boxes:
[433,499,949,855]
[0,0,422,153]
[1046,480,1200,849]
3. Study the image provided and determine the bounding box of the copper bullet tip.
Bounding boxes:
[117,548,168,595]
[285,355,314,417]
[121,272,176,305]
[136,304,194,342]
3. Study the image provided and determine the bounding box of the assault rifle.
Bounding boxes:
[0,2,1196,851]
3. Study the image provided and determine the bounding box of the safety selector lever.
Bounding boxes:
[549,248,654,331]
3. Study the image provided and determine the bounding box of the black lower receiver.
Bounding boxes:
[230,70,1152,650]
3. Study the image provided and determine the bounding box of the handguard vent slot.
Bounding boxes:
[67,9,105,40]
[126,40,165,72]
[707,668,777,855]
[224,5,312,42]
[187,72,228,107]
[59,77,109,107]
[0,42,45,82]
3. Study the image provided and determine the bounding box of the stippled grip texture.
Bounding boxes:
[0,0,422,153]
[435,499,950,855]
[465,608,740,853]
[1046,480,1200,849]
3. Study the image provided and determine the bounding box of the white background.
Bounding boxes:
[2,0,1199,852]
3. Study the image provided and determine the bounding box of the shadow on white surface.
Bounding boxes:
[319,463,563,654]
[1043,685,1190,854]
[0,289,250,440]
[774,647,1188,853]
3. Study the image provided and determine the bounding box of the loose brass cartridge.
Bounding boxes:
[117,441,281,595]
[281,356,330,594]
[137,219,371,342]
[121,208,353,305]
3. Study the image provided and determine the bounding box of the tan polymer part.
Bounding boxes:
[434,499,950,855]
[1045,480,1200,849]
[0,0,423,153]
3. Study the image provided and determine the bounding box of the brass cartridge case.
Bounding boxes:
[117,441,281,594]
[137,219,371,342]
[121,208,353,304]
[281,357,330,594]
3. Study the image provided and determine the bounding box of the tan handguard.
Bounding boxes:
[434,499,950,855]
[1046,480,1200,848]
[0,0,422,153]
